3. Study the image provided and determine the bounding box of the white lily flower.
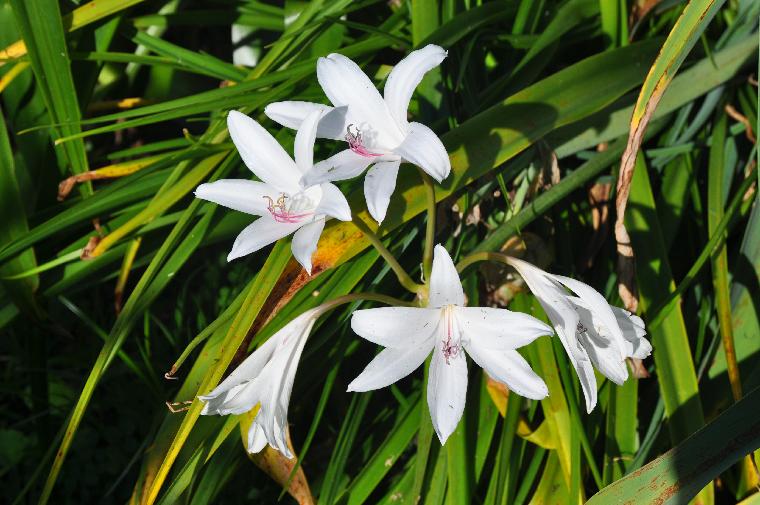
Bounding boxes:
[505,257,652,413]
[348,245,551,444]
[199,308,319,458]
[195,109,352,274]
[264,44,451,224]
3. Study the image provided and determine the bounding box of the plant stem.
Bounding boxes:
[456,251,510,273]
[419,168,436,282]
[352,215,423,295]
[315,292,416,316]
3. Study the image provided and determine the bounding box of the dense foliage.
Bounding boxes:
[0,1,758,504]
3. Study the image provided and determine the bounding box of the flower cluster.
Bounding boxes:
[195,46,651,458]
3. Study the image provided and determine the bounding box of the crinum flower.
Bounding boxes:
[348,245,551,444]
[264,44,450,224]
[195,109,351,273]
[505,256,652,413]
[199,308,319,458]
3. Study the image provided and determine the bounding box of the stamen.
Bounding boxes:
[345,124,382,158]
[263,193,313,223]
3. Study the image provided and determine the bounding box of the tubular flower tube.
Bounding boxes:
[505,256,652,413]
[194,109,351,273]
[198,308,320,458]
[264,44,450,224]
[348,245,551,444]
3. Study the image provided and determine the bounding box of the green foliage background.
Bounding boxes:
[0,0,758,504]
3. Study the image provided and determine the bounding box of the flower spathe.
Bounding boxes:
[348,245,552,444]
[506,257,652,413]
[264,44,451,224]
[199,308,319,458]
[194,109,352,274]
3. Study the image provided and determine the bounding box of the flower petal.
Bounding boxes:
[227,110,301,192]
[347,341,433,392]
[264,101,350,140]
[393,122,450,182]
[194,179,273,216]
[506,257,598,411]
[247,421,268,454]
[199,333,280,404]
[384,44,447,128]
[428,244,465,308]
[315,183,352,221]
[575,354,598,414]
[291,219,325,274]
[612,306,652,359]
[317,53,404,148]
[457,307,552,350]
[570,297,628,384]
[303,149,375,186]
[465,346,548,400]
[427,343,468,444]
[294,109,323,174]
[228,218,302,262]
[351,307,440,348]
[363,160,400,224]
[553,274,627,361]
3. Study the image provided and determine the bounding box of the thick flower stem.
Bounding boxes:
[419,168,436,283]
[316,292,416,315]
[455,251,512,273]
[352,215,424,295]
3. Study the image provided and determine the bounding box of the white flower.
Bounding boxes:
[348,245,551,444]
[264,44,451,224]
[199,308,319,458]
[195,109,351,273]
[505,257,652,413]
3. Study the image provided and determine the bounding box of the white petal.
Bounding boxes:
[194,179,273,217]
[612,306,652,359]
[247,421,268,454]
[207,379,262,415]
[427,344,467,444]
[291,219,325,274]
[351,307,440,348]
[506,257,598,411]
[317,53,404,148]
[553,274,627,361]
[199,333,280,403]
[465,346,548,400]
[315,183,352,221]
[570,297,628,384]
[200,382,247,415]
[393,122,450,182]
[457,307,553,350]
[384,45,447,128]
[228,218,302,261]
[264,101,349,140]
[294,109,322,174]
[303,149,375,186]
[347,341,433,392]
[364,160,400,224]
[577,330,628,385]
[428,244,465,308]
[227,110,301,192]
[575,354,598,414]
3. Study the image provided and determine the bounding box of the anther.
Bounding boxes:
[166,400,193,413]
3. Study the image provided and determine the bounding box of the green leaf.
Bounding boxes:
[588,386,760,505]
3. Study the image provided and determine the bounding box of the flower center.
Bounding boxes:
[263,193,314,224]
[441,305,461,365]
[345,124,382,158]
